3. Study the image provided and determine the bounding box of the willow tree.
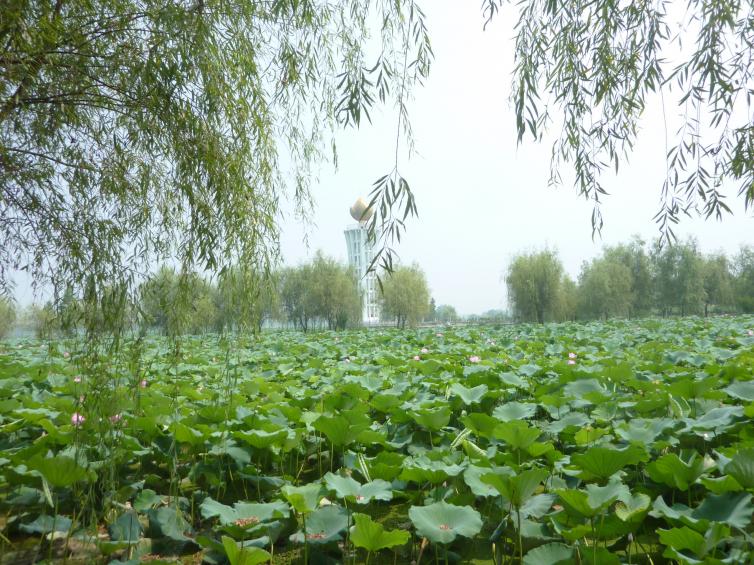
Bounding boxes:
[0,0,431,324]
[484,0,754,240]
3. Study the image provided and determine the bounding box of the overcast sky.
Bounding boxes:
[278,1,753,315]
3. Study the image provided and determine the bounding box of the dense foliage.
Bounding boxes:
[507,240,754,323]
[379,264,431,328]
[0,298,15,339]
[0,0,431,316]
[1,317,753,563]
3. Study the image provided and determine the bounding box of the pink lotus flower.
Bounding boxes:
[413,355,421,361]
[568,352,577,359]
[73,376,82,383]
[567,359,576,365]
[469,355,481,363]
[63,351,70,359]
[748,330,753,336]
[71,412,85,426]
[139,379,147,388]
[110,413,123,424]
[421,348,429,354]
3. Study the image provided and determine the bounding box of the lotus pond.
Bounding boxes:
[1,317,754,564]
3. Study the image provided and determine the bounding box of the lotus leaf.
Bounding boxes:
[408,501,482,544]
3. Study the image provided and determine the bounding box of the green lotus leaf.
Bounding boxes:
[449,383,488,405]
[723,381,754,401]
[499,372,527,388]
[481,468,549,508]
[692,492,754,529]
[323,472,392,504]
[289,505,348,545]
[563,379,604,398]
[108,510,142,543]
[19,514,72,535]
[570,445,647,481]
[460,412,499,438]
[685,406,743,432]
[464,465,512,498]
[349,513,410,552]
[516,493,556,520]
[574,426,609,446]
[146,506,192,541]
[221,535,272,565]
[493,402,537,422]
[658,527,704,559]
[365,451,405,481]
[522,542,573,565]
[234,426,288,449]
[493,421,541,450]
[724,448,754,489]
[615,493,651,522]
[614,418,674,445]
[400,456,465,485]
[29,455,89,488]
[585,478,630,509]
[646,452,707,491]
[545,413,590,434]
[313,414,370,447]
[555,489,603,518]
[410,406,452,431]
[408,501,482,545]
[200,497,289,525]
[170,422,205,446]
[281,483,323,515]
[133,489,162,512]
[700,475,743,494]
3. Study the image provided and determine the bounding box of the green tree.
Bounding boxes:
[428,298,437,322]
[380,265,430,328]
[434,304,458,323]
[140,267,218,335]
[556,275,578,322]
[505,249,563,323]
[484,0,754,238]
[281,264,314,332]
[577,258,633,320]
[0,297,16,340]
[650,239,706,316]
[0,0,431,328]
[702,253,734,316]
[26,303,58,339]
[280,254,361,331]
[733,246,754,313]
[602,237,653,317]
[308,253,362,330]
[215,266,280,333]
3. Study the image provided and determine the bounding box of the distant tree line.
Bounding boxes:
[0,254,438,337]
[506,238,754,323]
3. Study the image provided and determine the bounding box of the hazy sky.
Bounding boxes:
[279,1,753,315]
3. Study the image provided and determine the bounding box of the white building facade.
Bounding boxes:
[344,223,380,324]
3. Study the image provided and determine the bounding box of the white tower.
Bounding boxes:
[345,197,380,324]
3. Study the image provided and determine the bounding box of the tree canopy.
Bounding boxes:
[1,0,431,316]
[380,264,430,328]
[505,249,563,323]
